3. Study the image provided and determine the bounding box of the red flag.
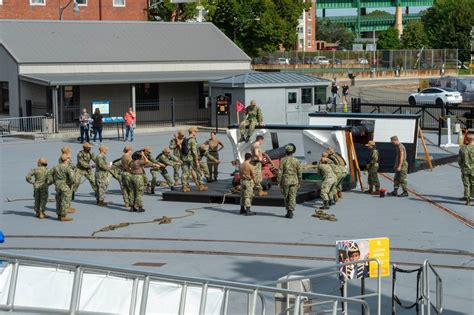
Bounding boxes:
[236,100,245,112]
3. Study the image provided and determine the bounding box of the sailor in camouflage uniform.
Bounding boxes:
[277,145,302,219]
[74,142,96,194]
[120,145,133,208]
[365,140,380,194]
[26,158,51,219]
[50,154,75,221]
[318,157,337,210]
[459,135,474,205]
[146,147,166,194]
[239,100,264,142]
[152,147,180,191]
[390,136,409,197]
[239,153,257,216]
[327,147,347,199]
[169,130,185,186]
[198,144,219,181]
[182,127,208,192]
[94,145,111,206]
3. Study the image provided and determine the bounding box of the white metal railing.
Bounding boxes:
[0,116,51,139]
[263,258,382,315]
[421,260,443,315]
[0,251,372,315]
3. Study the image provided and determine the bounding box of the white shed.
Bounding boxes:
[209,72,330,127]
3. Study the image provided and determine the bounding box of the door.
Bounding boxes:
[286,89,300,124]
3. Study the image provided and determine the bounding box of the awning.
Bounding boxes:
[19,70,251,86]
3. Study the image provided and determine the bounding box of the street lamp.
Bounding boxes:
[59,0,80,20]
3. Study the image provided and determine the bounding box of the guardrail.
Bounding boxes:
[0,116,51,139]
[0,251,372,315]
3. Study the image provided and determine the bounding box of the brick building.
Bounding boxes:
[296,0,316,52]
[0,0,148,21]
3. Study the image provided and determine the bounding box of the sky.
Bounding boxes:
[316,6,431,17]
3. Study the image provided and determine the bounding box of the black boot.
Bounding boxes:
[398,190,408,197]
[72,192,75,200]
[130,206,136,212]
[240,205,246,214]
[245,207,256,216]
[321,201,330,210]
[285,210,293,219]
[137,207,145,213]
[245,136,250,143]
[389,189,398,196]
[170,186,174,191]
[329,199,334,206]
[150,186,155,195]
[239,135,246,142]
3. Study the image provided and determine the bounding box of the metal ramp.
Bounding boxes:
[0,251,374,315]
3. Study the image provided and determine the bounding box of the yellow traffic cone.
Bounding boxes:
[343,101,348,113]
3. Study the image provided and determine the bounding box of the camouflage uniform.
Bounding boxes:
[152,153,180,187]
[458,143,474,202]
[393,143,408,192]
[277,155,302,213]
[328,153,347,193]
[367,147,380,191]
[169,135,183,184]
[182,136,203,189]
[199,149,219,180]
[120,154,133,207]
[94,154,110,203]
[130,159,149,209]
[50,163,75,217]
[318,163,337,202]
[240,161,256,208]
[74,150,96,192]
[239,105,263,140]
[26,166,50,215]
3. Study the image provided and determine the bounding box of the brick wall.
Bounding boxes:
[0,0,148,21]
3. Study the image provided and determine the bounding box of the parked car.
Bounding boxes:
[330,58,342,65]
[278,58,289,65]
[312,56,330,65]
[357,58,369,64]
[408,87,463,106]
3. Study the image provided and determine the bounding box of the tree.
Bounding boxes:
[316,20,355,50]
[367,10,391,16]
[205,0,309,56]
[148,0,197,22]
[401,21,429,49]
[422,0,474,62]
[377,27,401,49]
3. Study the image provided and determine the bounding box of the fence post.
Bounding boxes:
[438,118,442,147]
[171,97,176,127]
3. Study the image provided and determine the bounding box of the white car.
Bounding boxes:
[408,87,463,106]
[357,58,369,64]
[312,56,330,65]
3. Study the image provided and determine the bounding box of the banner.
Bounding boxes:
[336,237,390,280]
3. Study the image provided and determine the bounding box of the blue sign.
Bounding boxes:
[0,230,4,243]
[103,117,125,123]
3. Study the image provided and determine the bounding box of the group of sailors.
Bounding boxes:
[25,128,225,221]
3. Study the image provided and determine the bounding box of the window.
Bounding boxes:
[307,28,312,35]
[288,92,297,104]
[136,83,159,111]
[63,86,80,107]
[198,82,209,109]
[30,0,45,5]
[76,0,87,5]
[113,0,125,7]
[301,88,312,104]
[307,39,312,48]
[314,86,326,105]
[307,11,312,20]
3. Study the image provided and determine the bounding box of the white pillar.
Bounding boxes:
[131,84,136,113]
[52,86,59,133]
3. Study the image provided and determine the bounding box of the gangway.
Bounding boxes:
[0,251,372,314]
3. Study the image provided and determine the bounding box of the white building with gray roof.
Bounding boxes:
[0,20,251,129]
[209,72,330,127]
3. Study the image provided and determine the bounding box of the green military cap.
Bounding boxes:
[285,144,294,153]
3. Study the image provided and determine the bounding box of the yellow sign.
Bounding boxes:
[469,63,474,69]
[336,237,390,280]
[368,237,390,278]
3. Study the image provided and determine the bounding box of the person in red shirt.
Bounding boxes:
[124,107,136,142]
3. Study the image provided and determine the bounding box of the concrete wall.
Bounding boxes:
[80,84,131,116]
[0,45,18,116]
[159,82,206,122]
[243,88,287,124]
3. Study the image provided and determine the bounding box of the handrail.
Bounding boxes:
[422,260,443,315]
[0,251,372,314]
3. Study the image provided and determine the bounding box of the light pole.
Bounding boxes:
[59,0,80,20]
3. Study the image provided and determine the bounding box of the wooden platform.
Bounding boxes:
[162,180,319,206]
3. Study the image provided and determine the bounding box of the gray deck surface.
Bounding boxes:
[0,131,472,314]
